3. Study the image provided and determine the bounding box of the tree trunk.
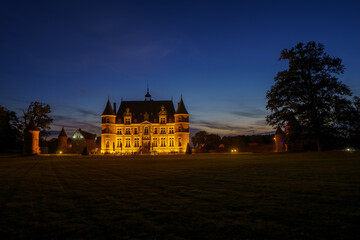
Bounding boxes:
[316,139,322,152]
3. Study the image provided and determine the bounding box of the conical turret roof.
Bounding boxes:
[58,127,67,137]
[175,97,188,114]
[25,117,39,131]
[102,98,116,115]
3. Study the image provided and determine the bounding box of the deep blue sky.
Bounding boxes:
[1,0,359,137]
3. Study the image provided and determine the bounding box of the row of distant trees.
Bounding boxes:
[0,102,53,153]
[191,131,274,152]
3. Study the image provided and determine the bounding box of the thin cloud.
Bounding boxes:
[231,109,267,118]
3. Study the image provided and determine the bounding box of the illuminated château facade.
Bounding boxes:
[101,90,189,154]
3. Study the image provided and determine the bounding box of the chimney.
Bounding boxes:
[113,102,117,113]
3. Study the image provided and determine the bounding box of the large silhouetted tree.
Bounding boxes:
[266,41,354,151]
[0,106,23,152]
[24,101,53,141]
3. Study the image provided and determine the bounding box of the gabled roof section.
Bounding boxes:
[58,127,67,137]
[175,97,188,114]
[78,129,96,140]
[72,128,96,140]
[117,100,175,122]
[102,98,116,115]
[25,118,39,131]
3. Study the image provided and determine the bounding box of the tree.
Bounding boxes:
[24,102,53,141]
[266,41,354,151]
[191,131,207,148]
[0,106,23,153]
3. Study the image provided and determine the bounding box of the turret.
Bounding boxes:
[174,96,189,153]
[101,97,117,153]
[58,127,68,153]
[274,127,285,152]
[23,118,40,155]
[145,87,151,101]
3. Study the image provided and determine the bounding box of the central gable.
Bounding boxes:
[116,100,175,123]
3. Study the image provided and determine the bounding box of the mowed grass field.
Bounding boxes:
[0,153,359,239]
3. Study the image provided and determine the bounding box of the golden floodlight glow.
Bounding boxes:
[59,151,62,154]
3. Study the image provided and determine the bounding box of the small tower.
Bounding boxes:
[23,118,40,155]
[274,127,285,152]
[174,96,190,154]
[145,86,151,101]
[101,97,117,154]
[58,127,68,153]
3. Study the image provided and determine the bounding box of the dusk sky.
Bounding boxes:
[1,0,360,138]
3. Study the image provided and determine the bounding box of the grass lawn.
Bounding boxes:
[0,152,359,239]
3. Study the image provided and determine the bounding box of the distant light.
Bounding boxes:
[59,151,62,154]
[345,148,355,152]
[231,149,237,153]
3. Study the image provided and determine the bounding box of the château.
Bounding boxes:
[101,90,190,154]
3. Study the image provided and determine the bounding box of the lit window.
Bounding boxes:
[116,128,121,135]
[161,128,166,134]
[169,127,174,134]
[169,137,174,147]
[126,128,131,135]
[144,127,149,135]
[126,138,131,147]
[161,138,166,147]
[125,118,131,124]
[178,137,182,147]
[117,138,121,148]
[160,118,166,124]
[152,138,158,147]
[134,138,139,147]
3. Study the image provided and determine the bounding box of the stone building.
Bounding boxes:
[23,118,40,155]
[57,127,68,153]
[57,128,97,154]
[101,90,190,154]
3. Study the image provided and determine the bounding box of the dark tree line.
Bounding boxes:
[191,130,273,152]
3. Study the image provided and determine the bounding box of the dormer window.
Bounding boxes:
[160,117,166,124]
[125,118,131,124]
[106,118,110,123]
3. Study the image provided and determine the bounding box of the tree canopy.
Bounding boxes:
[23,101,53,141]
[266,41,356,151]
[0,106,23,153]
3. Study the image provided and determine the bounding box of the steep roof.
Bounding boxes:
[175,98,188,114]
[25,118,39,131]
[117,100,175,123]
[58,127,67,137]
[102,98,116,115]
[74,128,96,140]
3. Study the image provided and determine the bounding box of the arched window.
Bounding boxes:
[144,127,149,135]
